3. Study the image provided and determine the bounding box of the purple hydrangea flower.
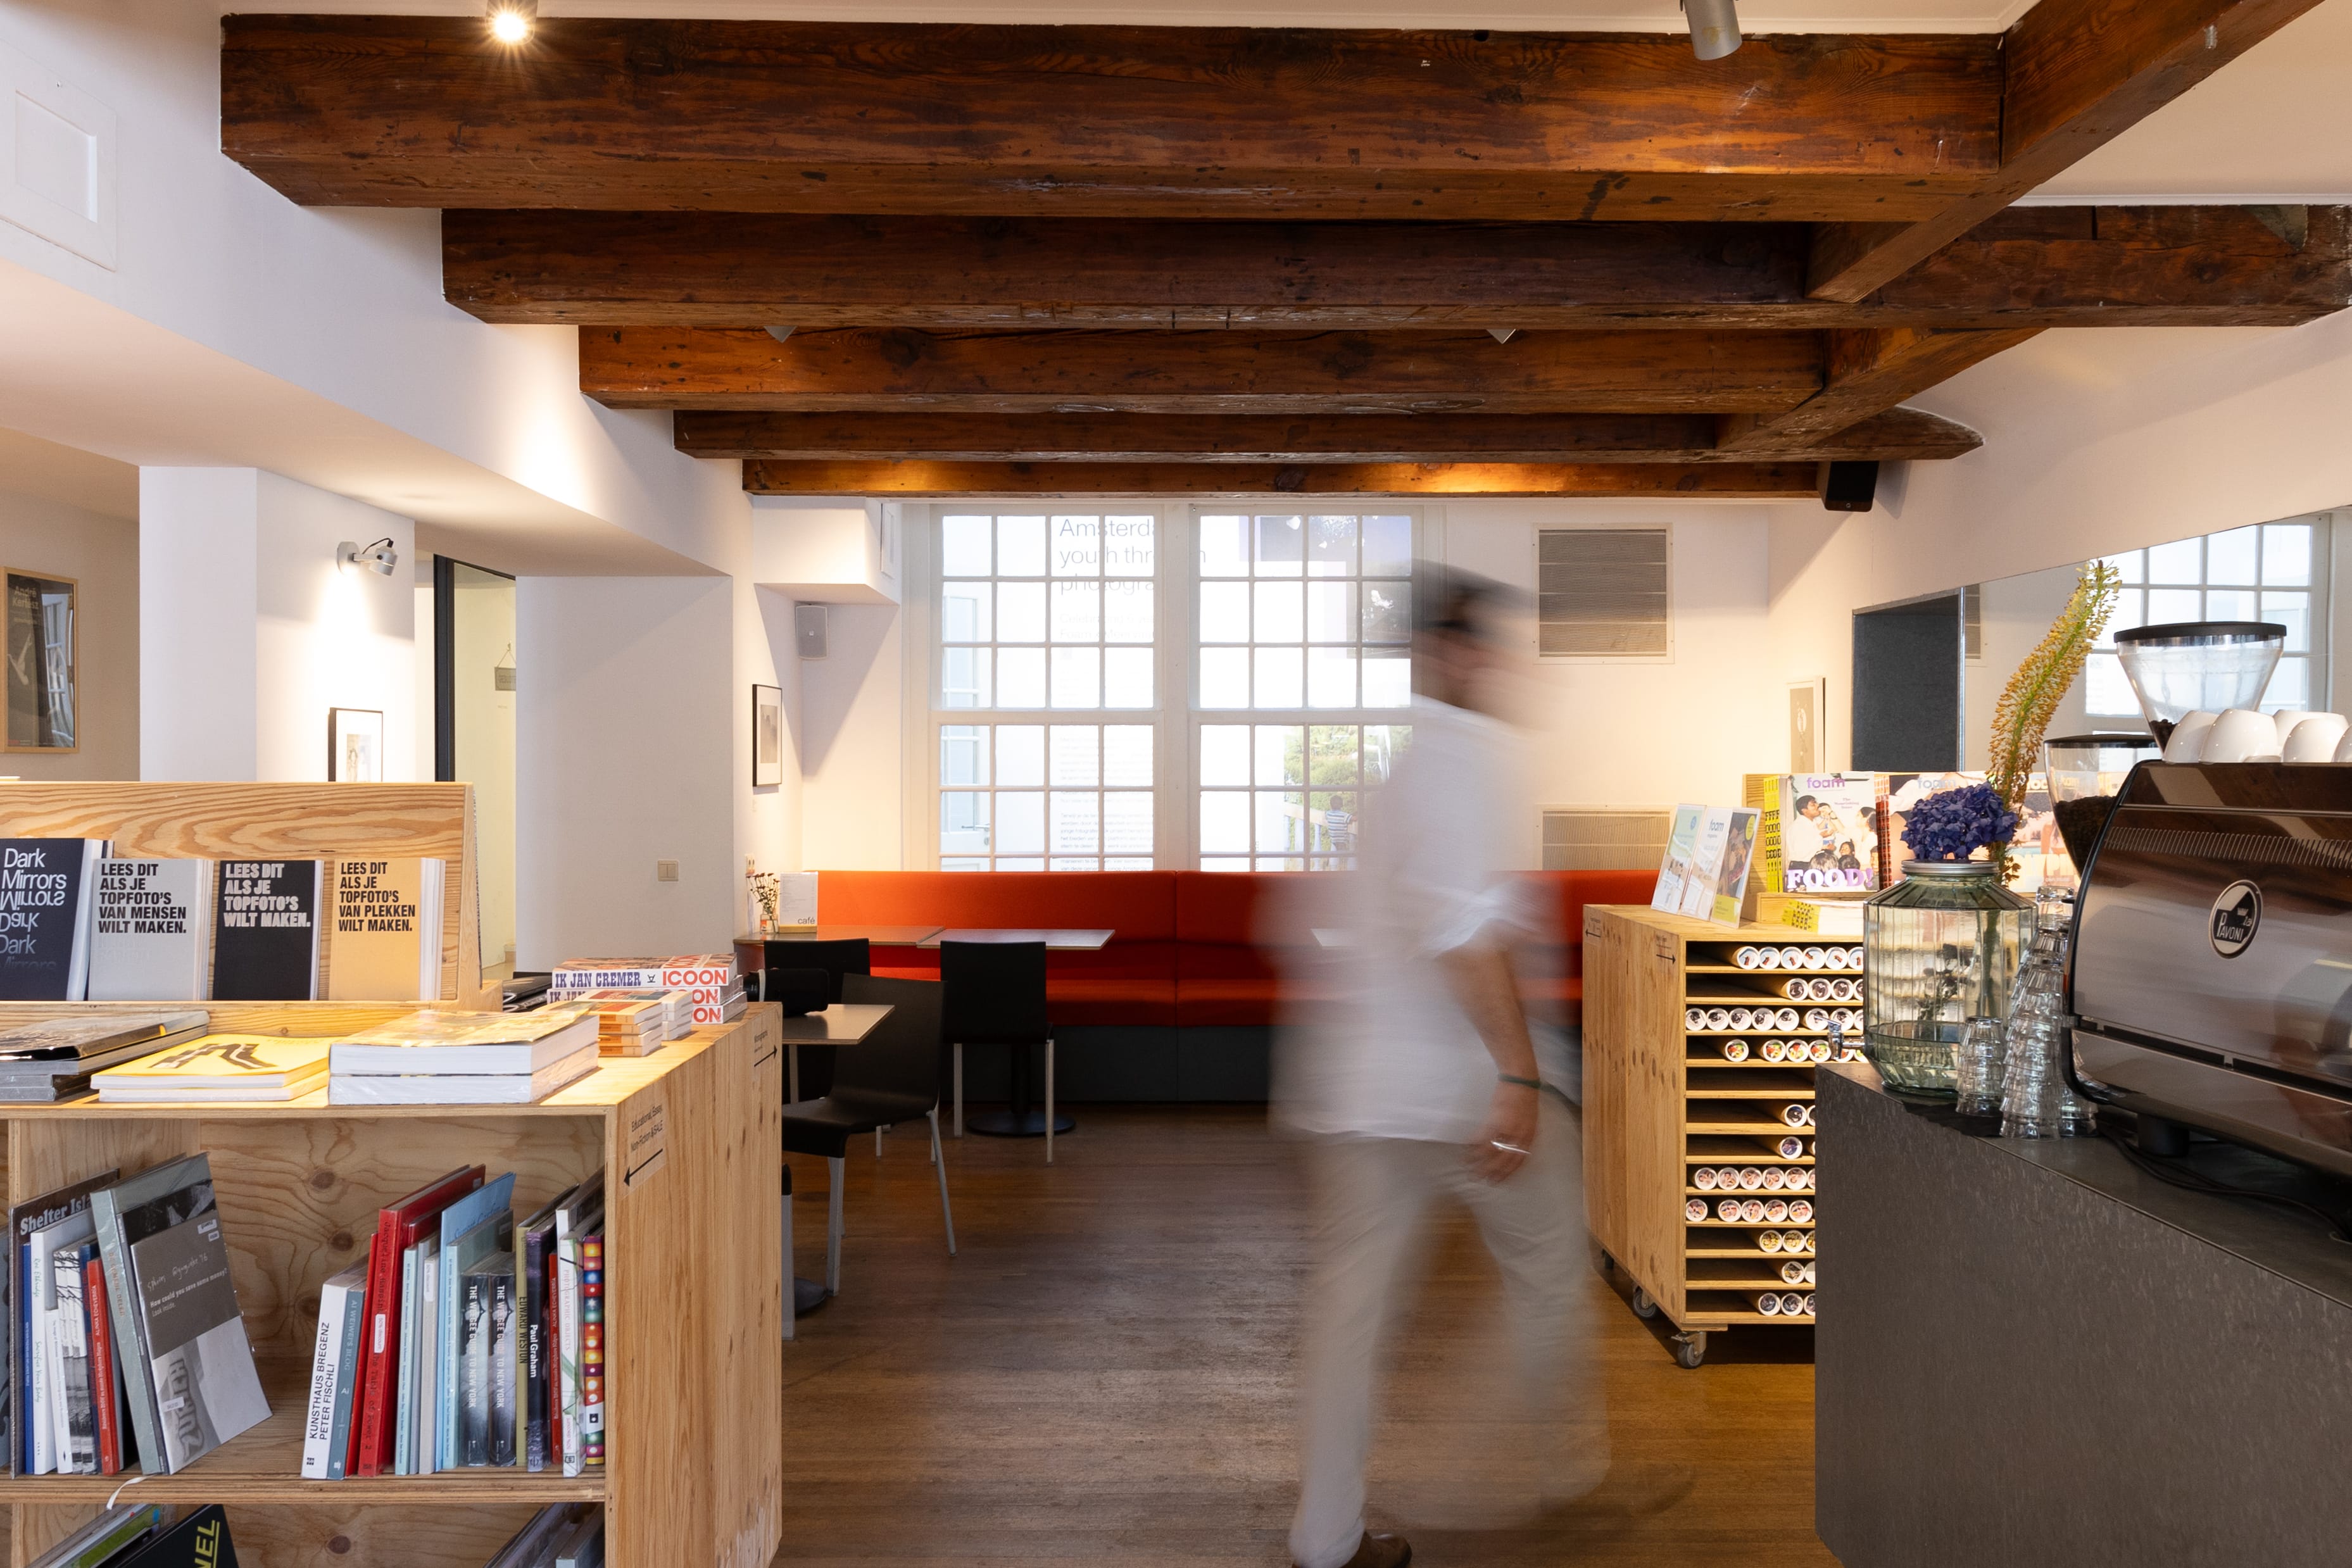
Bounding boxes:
[1901,782,2021,862]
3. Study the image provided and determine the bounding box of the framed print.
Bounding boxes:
[753,683,784,788]
[1788,678,1828,772]
[329,707,385,782]
[4,569,76,752]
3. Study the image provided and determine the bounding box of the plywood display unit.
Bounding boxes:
[0,1003,784,1568]
[1583,905,1850,1369]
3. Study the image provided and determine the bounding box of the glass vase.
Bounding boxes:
[1862,861,2034,1096]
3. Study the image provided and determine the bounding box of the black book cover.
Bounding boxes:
[487,1262,517,1467]
[209,862,321,1000]
[0,839,103,1000]
[460,1269,490,1467]
[519,1190,565,1474]
[116,1500,238,1567]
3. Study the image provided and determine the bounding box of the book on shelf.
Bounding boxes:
[354,1164,483,1478]
[92,1153,272,1474]
[519,1192,561,1473]
[0,1011,211,1104]
[47,1239,96,1474]
[0,837,106,1000]
[300,1255,369,1481]
[551,1510,606,1568]
[92,1034,330,1103]
[12,1168,116,1474]
[210,859,322,1000]
[111,1502,237,1568]
[87,857,213,1001]
[580,1231,605,1471]
[566,988,693,1043]
[28,1207,96,1475]
[460,1247,517,1467]
[436,1173,516,1469]
[1742,774,1881,895]
[552,1172,604,1479]
[325,856,446,1002]
[24,1502,169,1568]
[84,1251,123,1474]
[550,953,740,1025]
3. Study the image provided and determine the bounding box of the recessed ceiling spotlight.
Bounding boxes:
[1488,328,1519,344]
[1682,0,1743,60]
[487,0,536,46]
[765,325,796,343]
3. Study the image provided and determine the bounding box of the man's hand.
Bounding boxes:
[1469,1079,1540,1184]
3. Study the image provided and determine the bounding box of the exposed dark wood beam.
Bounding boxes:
[448,207,2352,332]
[680,407,1982,463]
[581,327,1826,415]
[1808,0,2336,301]
[739,460,1829,498]
[1717,329,2039,452]
[223,18,1999,221]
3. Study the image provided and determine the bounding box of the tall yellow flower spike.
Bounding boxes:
[1987,561,2123,883]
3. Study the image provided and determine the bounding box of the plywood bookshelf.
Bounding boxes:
[1583,905,1852,1368]
[0,779,782,1567]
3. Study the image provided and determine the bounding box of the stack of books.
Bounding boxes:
[325,1007,599,1105]
[91,1034,331,1103]
[548,954,743,1025]
[576,996,669,1057]
[302,1169,607,1481]
[565,986,693,1043]
[0,1012,210,1103]
[25,1503,234,1567]
[11,1155,272,1478]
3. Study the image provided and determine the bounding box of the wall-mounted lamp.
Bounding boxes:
[487,0,536,45]
[339,537,399,577]
[1682,0,1743,60]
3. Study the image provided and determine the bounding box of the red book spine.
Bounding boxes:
[83,1257,120,1476]
[353,1215,405,1477]
[344,1234,380,1479]
[546,1249,562,1458]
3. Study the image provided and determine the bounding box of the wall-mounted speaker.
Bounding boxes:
[1821,461,1882,513]
[794,603,829,660]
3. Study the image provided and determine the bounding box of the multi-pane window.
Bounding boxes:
[1198,723,1410,871]
[940,513,1157,712]
[2086,518,2330,716]
[1197,513,1414,712]
[939,722,1156,871]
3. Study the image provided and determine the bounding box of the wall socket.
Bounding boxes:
[656,859,680,882]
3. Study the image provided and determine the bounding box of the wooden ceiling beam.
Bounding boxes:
[1808,0,2336,301]
[222,17,1999,221]
[679,407,1982,464]
[1717,329,2039,452]
[738,460,1830,499]
[446,207,2352,331]
[581,327,1827,416]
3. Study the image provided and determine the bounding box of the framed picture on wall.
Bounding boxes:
[753,684,784,788]
[4,569,77,752]
[1789,678,1828,772]
[329,707,385,782]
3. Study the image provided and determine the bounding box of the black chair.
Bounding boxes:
[780,974,955,1300]
[759,938,869,1101]
[939,940,1062,1163]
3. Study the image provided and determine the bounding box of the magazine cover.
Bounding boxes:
[1708,807,1763,927]
[1759,774,1880,894]
[1676,808,1734,921]
[1652,804,1706,913]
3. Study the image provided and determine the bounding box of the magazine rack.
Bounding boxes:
[0,779,783,1566]
[1583,905,1847,1369]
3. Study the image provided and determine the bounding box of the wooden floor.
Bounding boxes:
[778,1107,1838,1567]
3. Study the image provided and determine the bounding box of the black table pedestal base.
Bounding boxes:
[966,1108,1076,1138]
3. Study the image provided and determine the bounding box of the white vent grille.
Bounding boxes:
[1541,808,1671,872]
[1538,528,1670,656]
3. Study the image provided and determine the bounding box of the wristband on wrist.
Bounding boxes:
[1497,1073,1542,1091]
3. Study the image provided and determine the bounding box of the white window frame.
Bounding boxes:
[2085,515,2333,719]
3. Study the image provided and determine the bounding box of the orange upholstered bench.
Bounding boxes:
[1514,868,1661,1024]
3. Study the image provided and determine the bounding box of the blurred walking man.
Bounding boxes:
[1279,575,1597,1568]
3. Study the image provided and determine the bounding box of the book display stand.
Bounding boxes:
[1583,905,1844,1370]
[0,784,782,1568]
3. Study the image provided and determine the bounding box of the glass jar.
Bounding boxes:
[1862,862,2034,1096]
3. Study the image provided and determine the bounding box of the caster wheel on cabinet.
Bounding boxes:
[1597,1250,1616,1276]
[1630,1286,1659,1320]
[1673,1331,1707,1369]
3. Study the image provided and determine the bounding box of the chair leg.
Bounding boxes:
[929,1108,957,1257]
[953,1043,964,1138]
[876,1126,884,1158]
[1045,1036,1055,1166]
[825,1155,845,1296]
[789,1044,800,1105]
[781,1182,795,1342]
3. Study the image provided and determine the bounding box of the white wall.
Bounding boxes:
[800,603,906,869]
[0,484,138,779]
[139,466,415,782]
[514,575,738,967]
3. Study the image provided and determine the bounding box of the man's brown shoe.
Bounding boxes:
[1299,1532,1411,1568]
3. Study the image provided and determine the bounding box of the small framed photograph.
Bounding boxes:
[1788,678,1828,772]
[4,569,77,752]
[329,707,385,782]
[753,684,784,788]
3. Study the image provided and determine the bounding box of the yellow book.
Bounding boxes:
[93,1034,332,1102]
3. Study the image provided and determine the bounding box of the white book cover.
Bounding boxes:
[1652,804,1704,914]
[329,1008,596,1077]
[418,1234,440,1476]
[86,858,213,1003]
[27,1211,94,1476]
[327,1042,600,1107]
[555,1232,584,1477]
[300,1260,368,1479]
